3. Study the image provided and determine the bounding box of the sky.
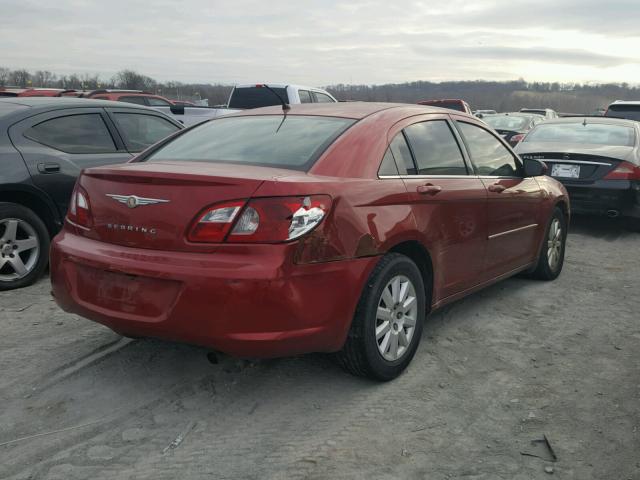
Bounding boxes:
[2,0,639,86]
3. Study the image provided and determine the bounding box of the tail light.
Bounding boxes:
[188,195,331,244]
[67,186,92,228]
[510,133,525,144]
[604,161,640,180]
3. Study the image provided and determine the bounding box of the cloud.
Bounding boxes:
[1,0,639,85]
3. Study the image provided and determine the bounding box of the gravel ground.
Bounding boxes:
[1,216,639,480]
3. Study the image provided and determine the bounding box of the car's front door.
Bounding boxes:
[9,108,133,216]
[453,118,544,277]
[383,115,488,301]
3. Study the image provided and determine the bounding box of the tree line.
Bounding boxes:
[2,67,639,113]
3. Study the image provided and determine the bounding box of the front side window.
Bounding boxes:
[313,92,335,103]
[113,113,180,152]
[25,114,116,154]
[147,115,354,171]
[457,122,522,177]
[298,90,313,104]
[404,120,468,175]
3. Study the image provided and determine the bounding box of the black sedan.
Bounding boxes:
[0,98,183,289]
[482,112,545,147]
[515,117,640,231]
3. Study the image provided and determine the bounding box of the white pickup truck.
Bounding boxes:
[154,84,338,126]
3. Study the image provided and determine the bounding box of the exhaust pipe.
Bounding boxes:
[606,210,620,218]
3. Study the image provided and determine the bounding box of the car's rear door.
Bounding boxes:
[383,114,488,300]
[453,117,544,277]
[9,107,132,215]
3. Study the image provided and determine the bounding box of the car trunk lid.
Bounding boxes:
[76,161,292,251]
[517,142,635,183]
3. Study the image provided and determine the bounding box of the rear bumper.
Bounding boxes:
[563,180,640,218]
[50,231,378,357]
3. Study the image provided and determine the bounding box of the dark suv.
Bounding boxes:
[0,97,183,290]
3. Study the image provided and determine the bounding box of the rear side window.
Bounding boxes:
[404,120,467,175]
[298,90,313,104]
[119,96,147,105]
[378,148,400,176]
[457,122,522,176]
[313,92,335,103]
[25,114,116,154]
[113,113,180,152]
[389,133,414,175]
[228,87,289,109]
[147,115,354,171]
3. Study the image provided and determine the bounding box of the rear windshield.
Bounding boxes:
[523,122,635,147]
[228,87,289,109]
[483,115,529,131]
[605,105,640,121]
[146,115,355,171]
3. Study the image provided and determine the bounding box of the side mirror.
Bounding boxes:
[523,158,548,177]
[170,104,185,115]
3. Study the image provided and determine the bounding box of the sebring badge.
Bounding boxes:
[106,194,170,209]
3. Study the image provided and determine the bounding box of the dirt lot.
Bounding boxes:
[1,216,639,480]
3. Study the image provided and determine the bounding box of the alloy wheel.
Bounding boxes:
[375,275,418,362]
[0,218,40,282]
[547,218,562,271]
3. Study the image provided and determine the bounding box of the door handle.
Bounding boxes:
[416,184,442,195]
[488,183,506,193]
[37,162,61,173]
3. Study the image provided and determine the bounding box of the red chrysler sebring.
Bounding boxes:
[50,103,569,380]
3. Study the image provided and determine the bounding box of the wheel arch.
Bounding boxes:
[387,240,434,312]
[0,186,61,237]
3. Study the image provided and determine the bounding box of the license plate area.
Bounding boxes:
[75,264,181,319]
[551,164,580,178]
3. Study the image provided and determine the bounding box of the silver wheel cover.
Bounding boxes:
[0,218,40,282]
[375,275,418,362]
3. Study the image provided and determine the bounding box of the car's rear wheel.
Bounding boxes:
[529,207,567,281]
[0,203,50,291]
[335,253,426,381]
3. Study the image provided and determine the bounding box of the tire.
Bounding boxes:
[0,202,50,291]
[528,207,567,281]
[335,253,427,381]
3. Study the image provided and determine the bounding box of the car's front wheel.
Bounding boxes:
[336,253,426,381]
[0,202,50,291]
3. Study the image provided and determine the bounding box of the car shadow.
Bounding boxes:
[569,214,636,239]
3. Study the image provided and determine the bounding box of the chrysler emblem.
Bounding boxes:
[106,194,170,209]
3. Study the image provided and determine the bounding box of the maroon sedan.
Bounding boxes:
[50,103,569,380]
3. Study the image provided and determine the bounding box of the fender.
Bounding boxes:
[0,183,63,234]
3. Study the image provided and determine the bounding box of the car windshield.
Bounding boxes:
[146,115,355,171]
[605,105,640,121]
[228,87,289,109]
[483,115,529,131]
[523,122,635,147]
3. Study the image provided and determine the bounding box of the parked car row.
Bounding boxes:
[1,87,638,380]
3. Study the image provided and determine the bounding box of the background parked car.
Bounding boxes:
[481,112,545,146]
[604,100,640,121]
[520,107,558,119]
[515,117,640,231]
[50,102,568,380]
[474,109,497,117]
[0,97,183,290]
[82,89,175,107]
[417,99,472,114]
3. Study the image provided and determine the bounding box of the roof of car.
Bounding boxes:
[229,102,456,120]
[0,97,168,122]
[234,84,331,92]
[609,100,640,106]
